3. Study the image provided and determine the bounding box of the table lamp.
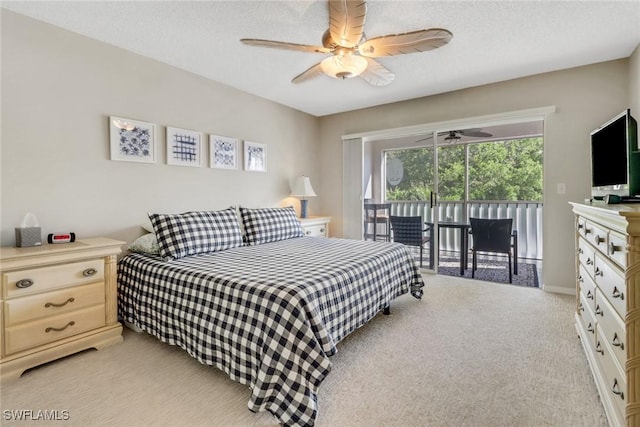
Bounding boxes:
[291,176,317,218]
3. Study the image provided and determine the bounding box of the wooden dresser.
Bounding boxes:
[299,216,331,238]
[570,202,640,427]
[0,237,124,382]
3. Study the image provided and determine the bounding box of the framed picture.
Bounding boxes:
[166,127,202,167]
[109,116,156,163]
[210,135,238,170]
[244,141,267,172]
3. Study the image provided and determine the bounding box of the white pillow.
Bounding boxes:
[128,233,160,255]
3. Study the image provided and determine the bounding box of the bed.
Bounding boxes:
[117,207,424,426]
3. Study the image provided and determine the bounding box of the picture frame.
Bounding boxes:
[244,141,267,172]
[210,135,239,170]
[109,116,156,163]
[166,126,202,167]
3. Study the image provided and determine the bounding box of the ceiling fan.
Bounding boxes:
[417,129,494,143]
[240,0,453,86]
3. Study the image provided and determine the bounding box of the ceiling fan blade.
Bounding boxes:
[241,39,330,54]
[328,0,367,48]
[291,62,324,84]
[460,129,493,138]
[358,58,394,86]
[415,135,434,143]
[358,28,453,57]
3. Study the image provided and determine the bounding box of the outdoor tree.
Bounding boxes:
[386,138,543,201]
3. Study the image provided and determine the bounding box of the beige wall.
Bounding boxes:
[1,11,320,245]
[630,44,640,117]
[318,58,633,293]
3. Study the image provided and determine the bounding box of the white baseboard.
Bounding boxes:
[541,283,575,295]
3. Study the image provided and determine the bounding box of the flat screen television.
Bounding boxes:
[590,109,639,200]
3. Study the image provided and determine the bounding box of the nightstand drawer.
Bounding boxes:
[4,283,105,326]
[5,304,105,355]
[3,259,104,299]
[299,216,331,238]
[304,224,328,237]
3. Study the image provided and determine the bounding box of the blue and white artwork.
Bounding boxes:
[167,127,202,167]
[110,116,156,163]
[244,141,267,172]
[210,135,238,170]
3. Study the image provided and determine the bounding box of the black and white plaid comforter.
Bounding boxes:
[117,237,424,426]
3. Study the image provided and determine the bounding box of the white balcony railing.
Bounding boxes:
[389,200,543,260]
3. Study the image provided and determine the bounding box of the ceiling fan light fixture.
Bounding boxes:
[320,53,368,79]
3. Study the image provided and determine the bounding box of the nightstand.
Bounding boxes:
[299,216,331,238]
[0,237,124,382]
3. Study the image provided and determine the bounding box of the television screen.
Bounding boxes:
[591,113,628,188]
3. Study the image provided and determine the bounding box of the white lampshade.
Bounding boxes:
[291,176,317,198]
[320,54,368,79]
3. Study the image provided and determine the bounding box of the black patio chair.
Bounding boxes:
[390,216,430,267]
[469,218,517,283]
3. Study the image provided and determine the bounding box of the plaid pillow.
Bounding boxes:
[149,208,243,260]
[240,206,304,246]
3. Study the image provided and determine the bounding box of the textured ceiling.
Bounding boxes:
[2,1,640,117]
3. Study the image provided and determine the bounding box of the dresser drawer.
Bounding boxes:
[3,283,104,326]
[578,264,596,310]
[2,259,104,299]
[582,220,609,254]
[577,237,595,278]
[578,292,597,349]
[594,254,626,319]
[4,304,105,355]
[596,294,626,372]
[595,335,627,423]
[608,230,627,269]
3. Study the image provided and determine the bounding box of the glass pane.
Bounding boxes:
[385,147,434,201]
[437,144,465,201]
[468,138,543,201]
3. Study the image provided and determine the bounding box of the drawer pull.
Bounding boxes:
[612,333,624,350]
[83,268,97,277]
[587,323,594,333]
[45,297,75,308]
[45,321,75,333]
[577,247,584,255]
[586,258,593,266]
[609,242,621,255]
[320,228,325,233]
[612,379,624,399]
[584,227,592,235]
[611,287,624,300]
[596,341,604,355]
[595,305,603,316]
[586,290,593,300]
[594,267,603,277]
[578,223,584,230]
[594,234,604,245]
[578,303,584,313]
[16,278,34,288]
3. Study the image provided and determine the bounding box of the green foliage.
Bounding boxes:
[386,138,543,201]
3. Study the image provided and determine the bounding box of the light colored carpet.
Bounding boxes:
[0,274,608,427]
